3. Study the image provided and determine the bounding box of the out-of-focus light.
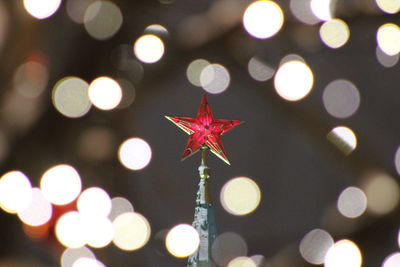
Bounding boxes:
[322,80,360,119]
[133,34,165,64]
[52,77,91,118]
[337,187,367,218]
[310,0,333,21]
[377,23,400,56]
[250,255,267,266]
[220,177,261,216]
[376,46,399,67]
[40,164,82,205]
[187,59,210,87]
[324,239,362,267]
[88,76,122,110]
[109,197,134,221]
[78,187,112,218]
[0,171,32,214]
[61,247,96,267]
[118,138,152,171]
[165,224,200,258]
[113,212,151,251]
[56,211,87,248]
[23,0,61,19]
[319,19,350,49]
[84,216,114,248]
[375,0,400,14]
[212,232,248,267]
[66,0,95,24]
[280,54,306,65]
[78,127,114,161]
[14,61,48,98]
[243,0,284,39]
[299,228,333,265]
[362,172,399,215]
[84,0,123,40]
[228,257,256,267]
[144,24,169,37]
[72,257,105,267]
[274,60,314,101]
[117,79,136,109]
[248,57,275,82]
[383,252,400,267]
[200,64,230,94]
[290,0,320,25]
[394,146,400,176]
[18,188,52,226]
[327,126,357,155]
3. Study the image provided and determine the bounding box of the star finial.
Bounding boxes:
[165,95,242,165]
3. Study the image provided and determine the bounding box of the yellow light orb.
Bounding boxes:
[118,138,152,171]
[0,171,32,214]
[274,60,314,101]
[377,23,400,56]
[18,188,52,226]
[134,34,165,64]
[40,164,82,205]
[56,211,87,248]
[78,187,112,218]
[228,257,257,267]
[88,77,122,110]
[243,0,284,39]
[23,0,61,19]
[324,239,362,267]
[375,0,400,14]
[328,126,357,155]
[84,216,114,248]
[220,177,261,216]
[319,19,350,49]
[165,224,200,258]
[113,212,151,251]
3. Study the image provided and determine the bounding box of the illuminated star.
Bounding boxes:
[165,95,242,165]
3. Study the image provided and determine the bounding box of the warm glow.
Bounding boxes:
[299,229,333,264]
[220,177,261,216]
[187,59,210,87]
[56,211,87,248]
[327,126,357,155]
[319,19,350,49]
[200,64,230,94]
[324,239,362,267]
[375,0,400,14]
[109,197,134,221]
[134,34,165,64]
[18,188,52,226]
[118,137,152,170]
[383,252,400,267]
[274,60,314,101]
[228,257,257,267]
[52,76,91,118]
[88,77,122,110]
[78,187,112,218]
[84,216,114,248]
[61,247,96,267]
[377,23,400,56]
[165,224,200,258]
[23,0,61,19]
[337,187,367,218]
[0,171,32,214]
[14,61,48,98]
[310,0,333,21]
[243,0,284,39]
[113,212,151,251]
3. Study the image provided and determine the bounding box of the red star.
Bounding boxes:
[165,95,242,165]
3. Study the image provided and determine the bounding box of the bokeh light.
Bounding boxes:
[327,126,357,155]
[362,172,399,215]
[375,0,400,14]
[377,23,400,56]
[228,257,256,267]
[247,57,275,82]
[52,77,92,118]
[290,0,320,25]
[23,0,62,19]
[56,211,87,248]
[337,187,367,218]
[310,0,333,21]
[144,24,169,37]
[319,19,350,49]
[72,257,105,267]
[324,239,362,267]
[109,197,134,221]
[84,0,123,40]
[0,171,32,214]
[113,212,151,251]
[394,146,400,176]
[243,0,284,39]
[61,247,96,267]
[18,188,52,226]
[14,61,48,98]
[322,79,360,119]
[133,34,165,64]
[78,127,114,161]
[220,177,261,216]
[200,64,230,94]
[84,216,114,248]
[299,228,334,265]
[383,252,400,267]
[118,137,152,171]
[376,46,399,67]
[165,224,200,258]
[274,60,314,101]
[66,0,95,24]
[212,232,248,267]
[40,164,82,205]
[78,187,112,218]
[187,59,210,87]
[88,76,122,110]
